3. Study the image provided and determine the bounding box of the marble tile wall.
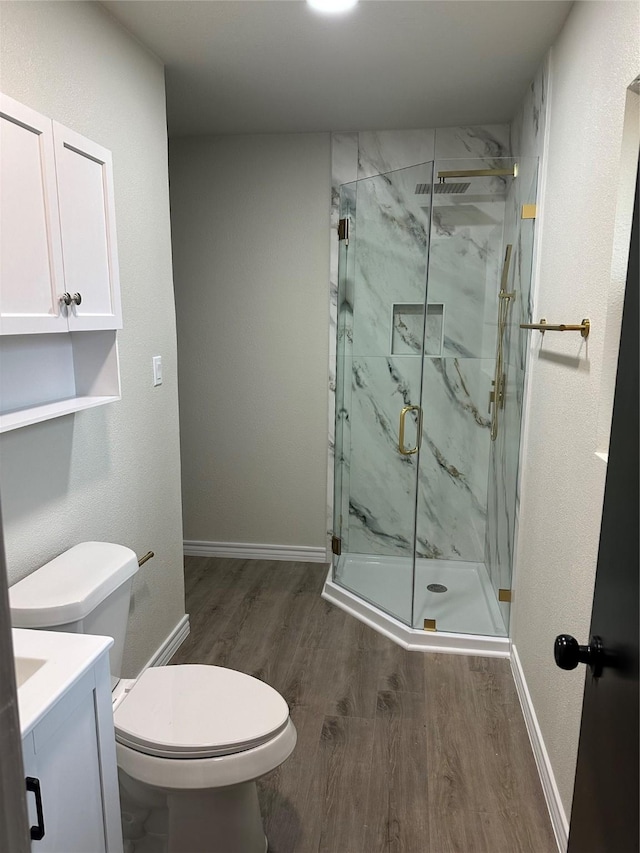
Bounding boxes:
[485,58,548,628]
[328,124,512,565]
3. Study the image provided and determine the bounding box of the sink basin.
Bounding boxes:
[14,655,46,688]
[12,628,113,737]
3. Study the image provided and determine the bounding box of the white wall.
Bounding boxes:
[512,0,639,824]
[170,134,330,550]
[0,2,185,676]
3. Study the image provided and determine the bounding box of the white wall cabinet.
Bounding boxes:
[53,122,122,332]
[21,655,123,853]
[0,92,122,431]
[0,94,66,334]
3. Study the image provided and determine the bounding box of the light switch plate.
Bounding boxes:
[152,355,162,386]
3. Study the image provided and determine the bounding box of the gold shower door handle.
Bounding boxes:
[398,406,423,455]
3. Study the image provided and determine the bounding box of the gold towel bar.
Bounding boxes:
[138,551,154,567]
[520,318,590,339]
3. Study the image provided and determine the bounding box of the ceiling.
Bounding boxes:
[102,0,572,137]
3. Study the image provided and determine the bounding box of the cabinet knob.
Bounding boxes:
[60,293,72,306]
[71,292,82,306]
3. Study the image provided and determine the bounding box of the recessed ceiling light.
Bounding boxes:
[307,0,358,14]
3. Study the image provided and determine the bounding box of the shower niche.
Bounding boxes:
[391,303,444,357]
[329,156,538,651]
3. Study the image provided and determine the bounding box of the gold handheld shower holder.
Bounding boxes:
[520,318,591,338]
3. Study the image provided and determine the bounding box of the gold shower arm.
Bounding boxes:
[437,167,517,179]
[520,318,591,338]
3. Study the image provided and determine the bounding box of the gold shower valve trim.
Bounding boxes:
[489,374,506,412]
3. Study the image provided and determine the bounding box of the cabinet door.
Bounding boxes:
[53,123,122,331]
[0,94,66,334]
[28,674,108,853]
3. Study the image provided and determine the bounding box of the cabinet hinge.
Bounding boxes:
[338,218,349,243]
[331,535,342,556]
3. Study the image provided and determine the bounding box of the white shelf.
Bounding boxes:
[0,394,120,433]
[0,330,121,432]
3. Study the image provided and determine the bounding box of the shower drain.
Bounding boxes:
[427,583,448,593]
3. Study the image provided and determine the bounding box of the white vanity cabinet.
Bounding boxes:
[16,631,123,853]
[0,93,122,431]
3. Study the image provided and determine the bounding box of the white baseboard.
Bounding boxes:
[138,614,190,674]
[511,643,568,852]
[183,539,328,563]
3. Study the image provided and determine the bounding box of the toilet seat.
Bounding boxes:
[114,664,290,759]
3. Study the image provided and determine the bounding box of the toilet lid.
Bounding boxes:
[113,665,290,759]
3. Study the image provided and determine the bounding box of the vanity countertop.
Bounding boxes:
[12,628,113,737]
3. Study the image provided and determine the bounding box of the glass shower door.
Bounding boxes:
[412,156,537,636]
[332,162,434,625]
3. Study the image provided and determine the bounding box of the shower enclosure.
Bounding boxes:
[331,156,538,644]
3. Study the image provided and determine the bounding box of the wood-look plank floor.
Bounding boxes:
[172,557,557,853]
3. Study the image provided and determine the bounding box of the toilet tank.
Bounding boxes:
[9,542,139,687]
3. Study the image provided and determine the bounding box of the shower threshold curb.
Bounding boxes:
[322,569,510,657]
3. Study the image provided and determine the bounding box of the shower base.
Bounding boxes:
[323,554,509,657]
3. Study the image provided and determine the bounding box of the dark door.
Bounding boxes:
[563,172,639,852]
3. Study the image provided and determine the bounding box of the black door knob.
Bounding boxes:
[554,634,604,678]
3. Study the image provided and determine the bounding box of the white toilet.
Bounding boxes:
[9,541,297,853]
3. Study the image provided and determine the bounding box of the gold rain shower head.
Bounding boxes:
[415,181,470,195]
